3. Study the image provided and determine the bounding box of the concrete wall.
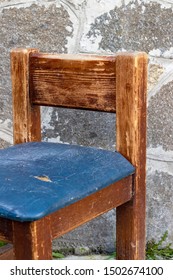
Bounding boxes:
[0,0,173,252]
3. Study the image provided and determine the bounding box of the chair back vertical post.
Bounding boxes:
[116,53,148,259]
[10,49,49,259]
[11,48,41,144]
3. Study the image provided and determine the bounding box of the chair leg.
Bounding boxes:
[12,217,52,260]
[116,198,146,260]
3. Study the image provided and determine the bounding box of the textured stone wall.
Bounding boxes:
[0,0,173,252]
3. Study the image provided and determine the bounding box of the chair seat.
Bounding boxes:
[0,142,135,222]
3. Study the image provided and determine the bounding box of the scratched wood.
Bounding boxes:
[50,176,132,239]
[29,53,116,112]
[11,48,41,144]
[116,52,148,260]
[6,49,148,260]
[13,217,52,260]
[0,176,132,259]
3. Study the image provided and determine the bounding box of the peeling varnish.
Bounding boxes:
[34,175,52,182]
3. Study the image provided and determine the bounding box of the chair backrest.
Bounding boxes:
[30,53,116,112]
[11,48,147,166]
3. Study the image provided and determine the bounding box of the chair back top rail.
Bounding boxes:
[29,52,117,112]
[11,48,148,146]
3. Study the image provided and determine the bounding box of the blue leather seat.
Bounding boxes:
[0,142,135,222]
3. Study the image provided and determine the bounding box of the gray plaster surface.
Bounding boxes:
[148,81,173,151]
[147,171,173,244]
[42,107,116,150]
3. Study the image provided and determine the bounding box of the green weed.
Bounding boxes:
[107,231,173,260]
[52,251,65,259]
[146,231,173,260]
[107,251,116,259]
[0,241,7,247]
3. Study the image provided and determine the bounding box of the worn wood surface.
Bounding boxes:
[51,176,132,239]
[12,217,52,260]
[0,217,13,243]
[0,175,132,259]
[116,52,148,260]
[29,53,116,112]
[4,49,147,259]
[11,48,41,144]
[0,244,14,260]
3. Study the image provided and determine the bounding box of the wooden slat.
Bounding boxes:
[116,52,148,259]
[0,244,14,260]
[12,217,52,260]
[11,48,41,144]
[50,176,132,239]
[29,53,116,112]
[0,217,13,243]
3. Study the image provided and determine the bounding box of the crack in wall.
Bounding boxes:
[60,0,87,52]
[147,157,173,163]
[147,146,173,176]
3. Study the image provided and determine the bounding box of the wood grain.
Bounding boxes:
[50,176,132,239]
[116,52,148,260]
[12,217,52,260]
[29,53,116,112]
[11,48,41,144]
[7,49,148,259]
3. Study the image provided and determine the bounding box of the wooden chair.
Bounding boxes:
[0,49,147,260]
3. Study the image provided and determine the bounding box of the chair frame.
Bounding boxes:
[0,48,148,260]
